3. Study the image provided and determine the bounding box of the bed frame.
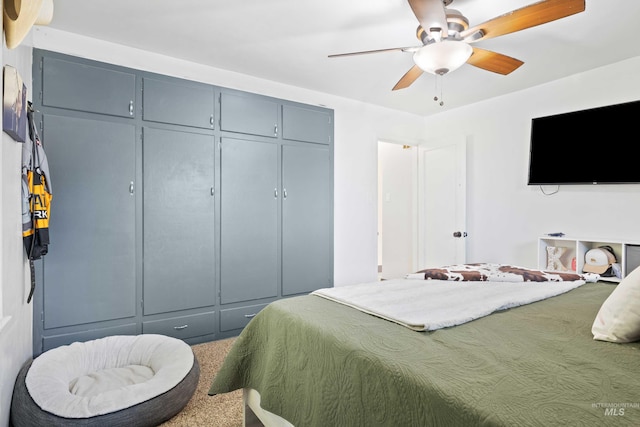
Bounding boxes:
[244,389,293,427]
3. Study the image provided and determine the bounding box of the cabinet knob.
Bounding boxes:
[128,100,134,116]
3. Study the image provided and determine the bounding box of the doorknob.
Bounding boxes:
[453,231,468,238]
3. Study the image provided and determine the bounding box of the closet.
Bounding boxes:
[31,49,333,355]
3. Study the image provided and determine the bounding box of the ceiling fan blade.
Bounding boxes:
[408,0,449,38]
[467,47,524,75]
[460,0,585,43]
[392,65,424,91]
[328,46,419,58]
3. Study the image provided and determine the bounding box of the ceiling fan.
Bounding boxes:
[329,0,586,91]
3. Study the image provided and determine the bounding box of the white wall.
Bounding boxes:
[0,43,32,425]
[422,56,640,267]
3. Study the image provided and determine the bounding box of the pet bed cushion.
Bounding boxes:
[11,334,199,426]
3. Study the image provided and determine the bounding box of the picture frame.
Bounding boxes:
[3,65,27,142]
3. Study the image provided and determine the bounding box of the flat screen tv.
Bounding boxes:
[527,100,640,185]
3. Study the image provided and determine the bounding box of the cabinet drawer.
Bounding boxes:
[220,91,279,137]
[142,77,215,128]
[282,105,332,145]
[220,304,268,332]
[42,56,136,118]
[143,311,216,340]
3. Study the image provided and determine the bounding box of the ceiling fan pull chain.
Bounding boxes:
[433,74,444,107]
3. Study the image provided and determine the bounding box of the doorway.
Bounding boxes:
[378,137,468,280]
[377,142,418,280]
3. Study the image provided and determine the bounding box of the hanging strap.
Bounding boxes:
[26,103,37,304]
[27,260,36,303]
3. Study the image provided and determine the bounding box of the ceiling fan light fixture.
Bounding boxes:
[413,40,472,75]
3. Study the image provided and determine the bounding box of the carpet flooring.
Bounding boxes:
[161,337,243,426]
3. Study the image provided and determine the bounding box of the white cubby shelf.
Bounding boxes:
[538,236,640,283]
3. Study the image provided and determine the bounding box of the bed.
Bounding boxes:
[209,264,640,426]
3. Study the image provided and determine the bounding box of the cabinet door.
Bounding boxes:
[143,127,216,315]
[41,56,136,118]
[282,105,332,145]
[220,91,279,138]
[142,77,215,129]
[42,114,136,328]
[282,144,332,295]
[220,137,279,304]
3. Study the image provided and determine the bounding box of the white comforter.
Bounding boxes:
[311,278,586,331]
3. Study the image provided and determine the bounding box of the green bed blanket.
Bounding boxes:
[209,282,640,426]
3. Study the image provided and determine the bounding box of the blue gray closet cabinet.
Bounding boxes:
[220,136,280,305]
[282,143,332,295]
[40,115,137,330]
[41,56,136,118]
[142,77,215,129]
[142,127,216,315]
[31,49,333,355]
[220,90,279,137]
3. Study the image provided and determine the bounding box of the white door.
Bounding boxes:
[418,138,467,269]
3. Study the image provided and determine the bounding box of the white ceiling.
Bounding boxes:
[45,0,640,117]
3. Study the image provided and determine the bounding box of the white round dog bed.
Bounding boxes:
[10,334,199,426]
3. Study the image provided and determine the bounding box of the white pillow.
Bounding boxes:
[592,265,640,343]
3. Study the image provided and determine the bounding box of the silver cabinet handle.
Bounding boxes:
[210,114,214,127]
[211,187,215,196]
[283,188,287,199]
[244,313,257,318]
[129,100,134,116]
[274,124,278,137]
[129,181,134,195]
[274,188,278,198]
[173,324,189,330]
